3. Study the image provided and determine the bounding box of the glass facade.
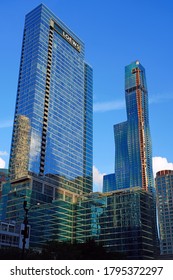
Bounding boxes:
[76,188,157,259]
[76,193,106,243]
[9,4,93,195]
[114,61,154,194]
[103,173,116,192]
[5,174,78,247]
[114,122,129,189]
[156,170,173,256]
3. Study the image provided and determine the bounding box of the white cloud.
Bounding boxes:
[0,151,8,156]
[0,120,13,128]
[93,165,106,192]
[149,94,173,105]
[152,157,173,178]
[0,151,8,168]
[93,100,125,113]
[93,93,173,113]
[0,157,5,168]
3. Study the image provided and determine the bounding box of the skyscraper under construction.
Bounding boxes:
[101,61,158,258]
[114,61,154,193]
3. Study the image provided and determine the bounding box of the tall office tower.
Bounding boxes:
[156,170,173,256]
[9,4,93,195]
[114,61,154,193]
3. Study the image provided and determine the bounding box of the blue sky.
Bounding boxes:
[0,0,173,191]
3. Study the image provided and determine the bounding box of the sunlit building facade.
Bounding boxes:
[10,115,30,180]
[9,4,93,195]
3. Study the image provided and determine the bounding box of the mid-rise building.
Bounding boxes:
[103,173,116,192]
[0,221,21,249]
[0,169,9,189]
[5,174,77,248]
[0,169,8,180]
[0,169,9,221]
[76,188,157,259]
[156,170,173,256]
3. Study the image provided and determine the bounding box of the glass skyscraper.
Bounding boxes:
[9,4,93,195]
[114,61,154,193]
[3,4,93,248]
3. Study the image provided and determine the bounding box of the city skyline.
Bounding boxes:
[1,0,173,192]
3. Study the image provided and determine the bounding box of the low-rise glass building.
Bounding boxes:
[76,187,157,259]
[4,173,77,248]
[156,170,173,256]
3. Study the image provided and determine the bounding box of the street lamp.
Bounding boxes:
[21,200,40,259]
